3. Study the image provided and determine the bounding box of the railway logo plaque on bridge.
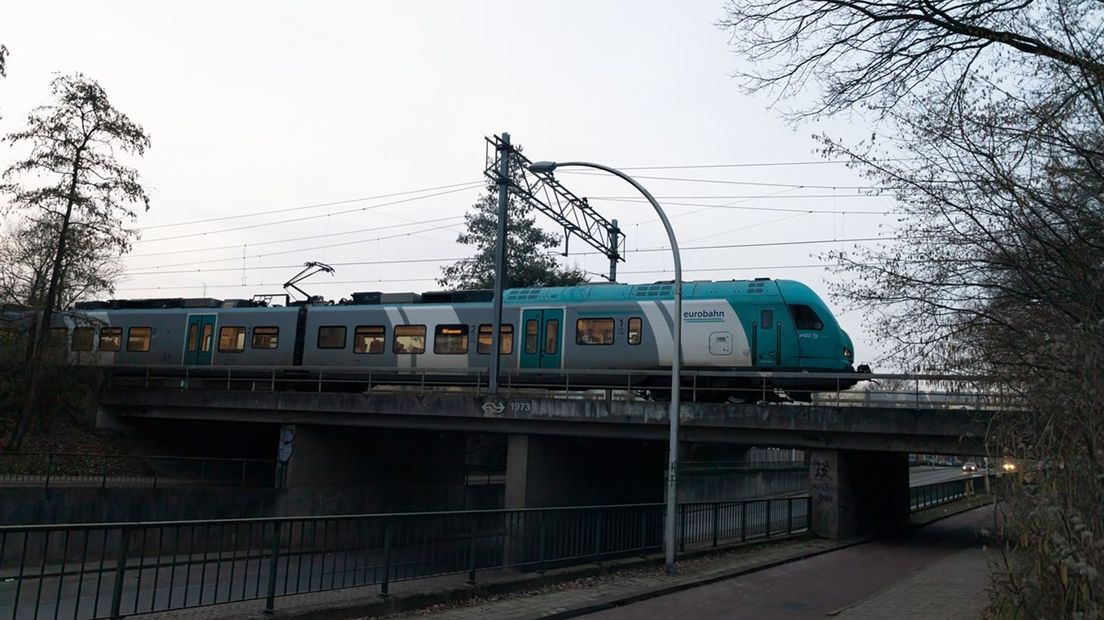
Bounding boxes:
[481,399,505,417]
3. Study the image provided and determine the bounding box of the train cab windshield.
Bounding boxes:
[788,304,824,330]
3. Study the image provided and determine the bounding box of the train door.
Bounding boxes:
[754,307,779,367]
[519,309,563,369]
[183,314,216,365]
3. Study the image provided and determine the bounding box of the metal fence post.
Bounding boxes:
[379,519,392,597]
[109,526,131,620]
[786,499,794,534]
[240,461,248,486]
[44,453,53,489]
[467,513,478,584]
[711,502,719,548]
[264,521,281,614]
[740,501,748,542]
[765,500,773,537]
[538,511,547,573]
[678,504,687,552]
[594,509,604,560]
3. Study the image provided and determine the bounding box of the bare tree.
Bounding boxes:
[720,1,1102,615]
[2,73,150,448]
[0,218,123,309]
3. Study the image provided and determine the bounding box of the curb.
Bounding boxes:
[533,538,869,620]
[247,535,838,620]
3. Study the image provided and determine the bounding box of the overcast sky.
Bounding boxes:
[0,0,899,367]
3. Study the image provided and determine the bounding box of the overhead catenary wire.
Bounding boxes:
[136,184,482,244]
[113,264,836,292]
[128,215,467,259]
[138,180,485,230]
[122,236,896,276]
[560,169,886,191]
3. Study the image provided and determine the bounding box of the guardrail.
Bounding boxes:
[910,476,987,511]
[0,496,809,620]
[102,364,1023,410]
[0,453,277,489]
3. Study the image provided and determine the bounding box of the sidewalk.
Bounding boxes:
[373,498,994,620]
[827,547,992,620]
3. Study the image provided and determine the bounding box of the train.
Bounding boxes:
[0,278,864,401]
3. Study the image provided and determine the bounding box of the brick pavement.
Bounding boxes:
[827,547,992,620]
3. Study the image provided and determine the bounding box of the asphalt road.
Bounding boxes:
[909,466,986,487]
[581,507,990,620]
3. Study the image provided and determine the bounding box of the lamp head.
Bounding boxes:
[528,161,559,174]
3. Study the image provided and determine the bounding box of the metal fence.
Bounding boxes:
[0,496,809,620]
[0,453,277,489]
[102,364,1024,410]
[910,476,985,511]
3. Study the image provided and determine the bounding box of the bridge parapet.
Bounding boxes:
[100,373,996,455]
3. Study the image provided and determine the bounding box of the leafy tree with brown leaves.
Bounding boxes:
[721,1,1102,616]
[2,73,150,448]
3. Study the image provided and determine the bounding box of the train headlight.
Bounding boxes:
[842,347,853,360]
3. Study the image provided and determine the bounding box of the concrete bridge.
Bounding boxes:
[95,366,1006,539]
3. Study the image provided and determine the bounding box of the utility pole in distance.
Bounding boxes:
[487,133,511,395]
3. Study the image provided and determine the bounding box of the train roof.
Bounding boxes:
[70,279,830,310]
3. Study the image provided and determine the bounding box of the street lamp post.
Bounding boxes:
[528,160,682,575]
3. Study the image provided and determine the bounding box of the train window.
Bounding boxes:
[252,326,279,349]
[201,324,213,353]
[353,326,385,354]
[628,318,643,345]
[127,327,152,352]
[789,305,824,330]
[576,318,614,345]
[760,310,773,328]
[317,326,347,349]
[353,325,386,354]
[394,325,426,354]
[47,327,68,348]
[545,319,559,354]
[434,324,469,354]
[187,324,199,352]
[99,327,122,352]
[218,327,246,352]
[477,324,514,354]
[72,327,95,352]
[524,320,538,354]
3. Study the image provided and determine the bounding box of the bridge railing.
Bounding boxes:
[101,364,1023,410]
[0,452,277,489]
[0,496,810,620]
[909,476,988,511]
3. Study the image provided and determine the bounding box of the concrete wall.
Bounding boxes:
[678,468,807,502]
[809,449,910,539]
[0,484,470,525]
[505,435,666,508]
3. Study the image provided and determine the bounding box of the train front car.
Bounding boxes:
[769,279,862,396]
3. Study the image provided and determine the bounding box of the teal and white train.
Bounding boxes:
[4,278,863,401]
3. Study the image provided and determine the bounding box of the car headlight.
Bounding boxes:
[1002,462,1016,472]
[842,347,853,360]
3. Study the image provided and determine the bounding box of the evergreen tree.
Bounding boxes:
[438,182,587,290]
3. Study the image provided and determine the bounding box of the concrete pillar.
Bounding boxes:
[809,450,909,539]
